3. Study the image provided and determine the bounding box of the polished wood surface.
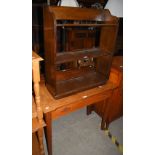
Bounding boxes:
[41,80,116,114]
[47,6,108,21]
[43,6,118,98]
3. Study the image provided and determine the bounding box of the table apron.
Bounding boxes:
[51,90,113,120]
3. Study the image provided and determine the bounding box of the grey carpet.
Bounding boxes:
[44,107,123,155]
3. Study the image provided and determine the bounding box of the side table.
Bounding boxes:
[40,71,118,155]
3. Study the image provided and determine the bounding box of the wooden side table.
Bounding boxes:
[40,69,118,155]
[32,51,46,155]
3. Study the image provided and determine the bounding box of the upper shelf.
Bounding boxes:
[56,23,117,27]
[56,48,111,64]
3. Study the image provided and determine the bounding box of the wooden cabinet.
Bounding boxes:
[43,6,118,99]
[114,18,123,56]
[87,56,123,129]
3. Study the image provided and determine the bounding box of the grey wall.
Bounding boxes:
[105,0,123,17]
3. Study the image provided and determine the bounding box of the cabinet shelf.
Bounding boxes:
[55,72,108,99]
[56,24,116,27]
[56,67,96,81]
[56,48,111,64]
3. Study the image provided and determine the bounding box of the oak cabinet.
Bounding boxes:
[43,6,118,99]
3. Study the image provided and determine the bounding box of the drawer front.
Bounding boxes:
[52,90,112,120]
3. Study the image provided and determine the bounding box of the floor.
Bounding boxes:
[44,107,123,155]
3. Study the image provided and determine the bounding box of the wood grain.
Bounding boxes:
[43,6,118,98]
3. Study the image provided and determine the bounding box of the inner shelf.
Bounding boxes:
[56,48,110,64]
[54,72,108,99]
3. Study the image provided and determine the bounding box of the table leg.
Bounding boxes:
[86,105,94,115]
[44,112,52,155]
[37,128,45,155]
[101,118,109,130]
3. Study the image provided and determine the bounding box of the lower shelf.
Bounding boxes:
[48,72,108,99]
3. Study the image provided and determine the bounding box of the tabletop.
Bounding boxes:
[40,79,117,114]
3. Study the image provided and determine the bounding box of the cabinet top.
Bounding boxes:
[45,6,118,22]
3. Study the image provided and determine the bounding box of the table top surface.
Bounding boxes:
[40,80,117,113]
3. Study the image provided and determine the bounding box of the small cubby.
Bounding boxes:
[43,6,118,99]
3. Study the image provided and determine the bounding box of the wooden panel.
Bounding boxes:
[100,26,119,52]
[48,6,106,21]
[109,68,120,87]
[43,7,57,89]
[56,67,95,81]
[56,48,109,64]
[56,24,117,27]
[105,87,123,123]
[96,53,113,79]
[40,79,117,113]
[104,56,123,124]
[112,56,123,71]
[52,90,112,120]
[54,72,107,99]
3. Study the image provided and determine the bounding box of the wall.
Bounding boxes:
[105,0,123,17]
[58,0,79,7]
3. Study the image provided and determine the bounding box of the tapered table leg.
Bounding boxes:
[44,112,52,155]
